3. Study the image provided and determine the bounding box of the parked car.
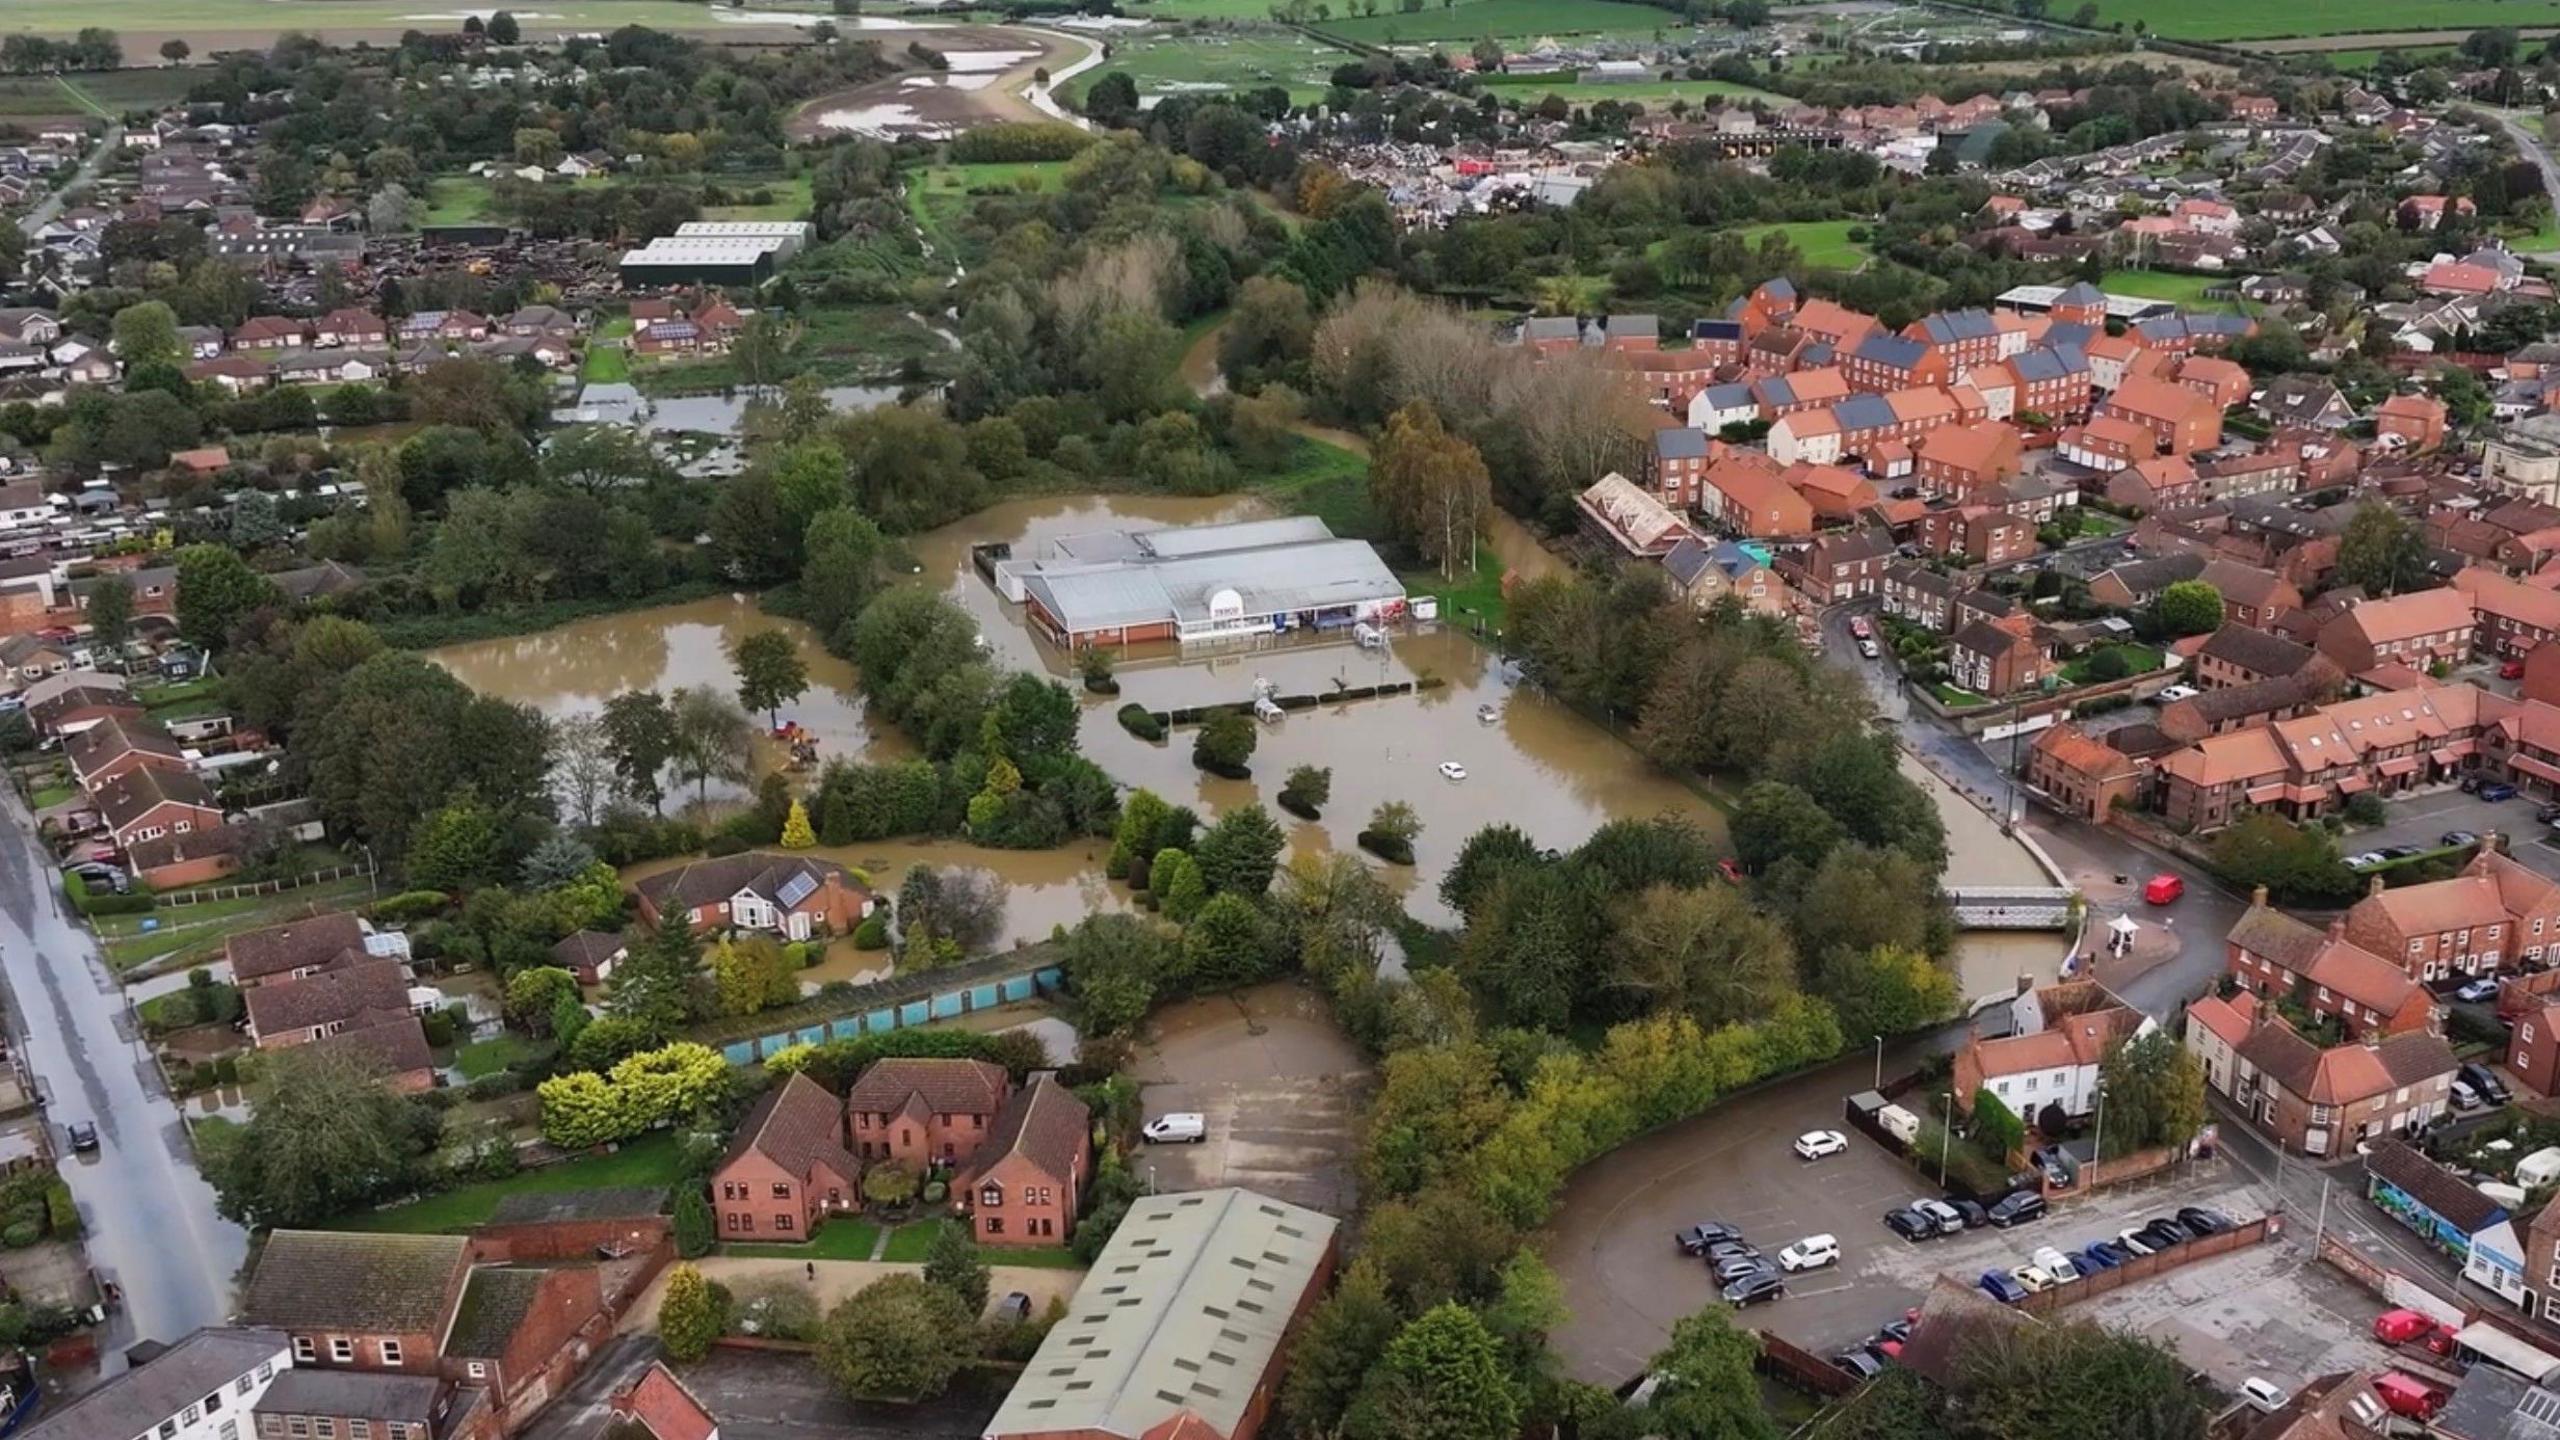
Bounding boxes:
[1858,638,1881,660]
[1883,1207,1936,1243]
[1873,1318,1915,1347]
[2115,1228,2156,1257]
[2031,1246,2083,1283]
[2077,1243,2124,1272]
[1915,1198,1967,1236]
[1713,1253,1771,1283]
[1849,616,1874,641]
[2347,851,2389,870]
[65,1121,97,1153]
[2461,1063,2513,1107]
[1795,1130,1848,1160]
[1949,1199,1988,1229]
[1779,1235,1841,1272]
[1833,1349,1887,1381]
[2155,684,2199,703]
[2379,845,2424,861]
[1676,1223,1743,1255]
[2452,1077,2484,1111]
[2374,1373,2446,1420]
[2009,1264,2055,1294]
[2029,1145,2075,1189]
[2136,1218,2193,1249]
[2481,782,2520,803]
[2373,1309,2438,1345]
[2143,873,2185,905]
[2241,1378,2291,1413]
[2443,830,2481,848]
[1142,1113,1207,1144]
[2456,978,2500,1003]
[993,1292,1032,1324]
[1987,1192,2047,1227]
[1722,1271,1787,1307]
[2504,658,2528,680]
[1705,1240,1758,1268]
[2176,1207,2234,1237]
[1977,1270,2029,1305]
[2540,800,2560,823]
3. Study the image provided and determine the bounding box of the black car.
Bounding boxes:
[2380,845,2424,861]
[2539,801,2560,823]
[1676,1223,1743,1254]
[2137,1218,2193,1249]
[1712,1253,1770,1283]
[1722,1270,1787,1307]
[1874,1318,1914,1346]
[2460,1063,2515,1107]
[65,1121,97,1153]
[1833,1350,1887,1380]
[1883,1207,1936,1242]
[2175,1207,2233,1237]
[1705,1239,1756,1264]
[1949,1199,1988,1228]
[1987,1192,2046,1227]
[2444,830,2482,848]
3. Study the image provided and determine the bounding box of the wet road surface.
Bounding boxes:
[0,796,242,1360]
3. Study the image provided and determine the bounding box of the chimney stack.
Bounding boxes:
[2251,884,2269,908]
[2369,874,2387,898]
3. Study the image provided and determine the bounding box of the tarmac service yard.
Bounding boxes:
[1129,981,1369,1217]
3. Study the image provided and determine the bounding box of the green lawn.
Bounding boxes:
[2061,644,2167,686]
[325,1133,685,1234]
[1317,0,1678,41]
[630,303,951,397]
[425,171,807,228]
[1483,76,1787,106]
[454,1033,542,1081]
[1255,437,1378,540]
[1739,219,1870,270]
[2080,0,2560,39]
[97,877,378,974]
[26,783,69,809]
[1061,30,1352,106]
[1931,683,1990,709]
[726,1219,882,1260]
[877,1218,1082,1268]
[584,317,633,384]
[702,173,813,223]
[2099,269,2254,316]
[1403,544,1510,636]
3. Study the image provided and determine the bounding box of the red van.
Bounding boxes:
[2143,873,2185,905]
[2372,1309,2435,1345]
[2374,1373,2445,1420]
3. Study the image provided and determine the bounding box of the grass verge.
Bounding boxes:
[325,1133,685,1234]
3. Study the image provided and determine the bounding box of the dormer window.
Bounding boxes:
[980,1183,1004,1208]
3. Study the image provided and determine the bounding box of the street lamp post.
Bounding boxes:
[1940,1092,1953,1186]
[1874,1034,1884,1091]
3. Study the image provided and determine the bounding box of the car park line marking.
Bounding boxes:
[1783,1279,1857,1300]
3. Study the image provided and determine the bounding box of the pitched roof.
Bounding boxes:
[446,1267,554,1358]
[306,1014,434,1081]
[20,1328,289,1440]
[93,764,219,831]
[2229,904,2328,971]
[227,910,366,982]
[552,929,626,970]
[2355,874,2507,939]
[242,959,412,1038]
[634,852,860,914]
[2198,559,2293,609]
[844,1056,1009,1117]
[66,713,184,775]
[242,1230,470,1332]
[2096,552,2207,597]
[620,1363,718,1440]
[966,1073,1089,1187]
[2200,624,2317,678]
[721,1071,858,1184]
[2365,1138,2506,1232]
[2334,586,2474,646]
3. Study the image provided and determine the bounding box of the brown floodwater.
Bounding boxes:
[428,594,915,804]
[438,492,2054,993]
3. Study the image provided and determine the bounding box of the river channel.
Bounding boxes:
[429,493,2064,995]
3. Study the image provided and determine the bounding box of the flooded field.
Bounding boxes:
[439,491,2055,986]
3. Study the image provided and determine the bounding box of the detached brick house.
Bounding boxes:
[94,764,223,852]
[66,714,189,793]
[2344,849,2560,979]
[1780,527,1895,603]
[2099,374,2223,457]
[711,1072,860,1242]
[226,911,370,990]
[2194,624,2329,692]
[1948,616,2051,696]
[959,1074,1091,1248]
[844,1056,1011,1167]
[631,852,872,942]
[2024,723,2141,822]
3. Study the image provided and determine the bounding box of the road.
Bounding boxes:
[2494,110,2560,261]
[20,121,120,241]
[0,794,241,1363]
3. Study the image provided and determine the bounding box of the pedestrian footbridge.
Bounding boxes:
[1945,885,2076,929]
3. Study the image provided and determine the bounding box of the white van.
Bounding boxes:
[1143,1112,1207,1144]
[1876,1105,1921,1146]
[1778,1234,1839,1272]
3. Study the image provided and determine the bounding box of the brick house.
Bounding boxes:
[241,1231,472,1374]
[1641,427,1712,508]
[94,764,224,852]
[1780,527,1895,603]
[252,1372,483,1440]
[844,1056,1012,1167]
[1696,457,1814,538]
[1953,1000,2146,1122]
[612,1364,718,1440]
[960,1074,1092,1247]
[2104,455,2200,511]
[1948,616,2051,696]
[2225,897,2437,1038]
[2193,624,2331,691]
[1750,366,1851,420]
[226,911,370,990]
[1906,308,2019,371]
[1881,561,1957,631]
[551,929,627,986]
[2314,586,2476,675]
[1841,332,1950,394]
[1912,420,2022,499]
[66,714,190,793]
[2024,723,2141,821]
[2156,677,2326,742]
[443,1265,609,1428]
[2457,566,2560,659]
[1915,503,2037,565]
[711,1072,861,1242]
[2347,849,2560,978]
[2088,553,2207,610]
[1662,536,1788,615]
[2173,354,2251,410]
[314,309,390,348]
[2183,994,2457,1157]
[2508,1002,2560,1097]
[631,852,872,942]
[2099,374,2223,456]
[2375,391,2449,452]
[2196,559,2301,630]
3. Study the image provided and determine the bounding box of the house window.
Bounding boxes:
[315,1422,335,1440]
[221,1424,239,1440]
[775,1213,794,1232]
[329,1339,354,1363]
[258,1364,274,1383]
[237,1376,255,1396]
[772,1183,791,1199]
[351,1425,370,1440]
[293,1339,316,1363]
[986,1217,1004,1236]
[981,1183,1004,1208]
[288,1421,309,1439]
[206,1392,223,1415]
[467,1363,488,1380]
[378,1339,401,1366]
[261,1420,286,1439]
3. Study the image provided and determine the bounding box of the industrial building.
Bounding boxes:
[981,1188,1340,1440]
[990,516,1407,648]
[618,221,812,288]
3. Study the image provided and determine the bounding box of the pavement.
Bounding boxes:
[0,792,241,1364]
[19,123,120,240]
[2073,1229,2407,1396]
[1128,983,1368,1217]
[2348,786,2560,884]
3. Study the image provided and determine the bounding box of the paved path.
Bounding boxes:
[20,120,120,241]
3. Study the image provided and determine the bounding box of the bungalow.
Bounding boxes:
[552,929,627,986]
[711,1071,861,1242]
[93,765,222,852]
[2088,552,2207,610]
[957,1073,1090,1248]
[229,315,307,351]
[2259,375,2355,431]
[241,958,415,1050]
[631,852,871,942]
[313,309,389,348]
[2199,558,2301,630]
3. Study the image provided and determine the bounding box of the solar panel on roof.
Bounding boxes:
[775,871,818,908]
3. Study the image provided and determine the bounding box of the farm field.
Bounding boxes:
[423,172,810,227]
[0,70,196,118]
[909,159,1067,262]
[2310,44,2456,69]
[1741,219,1870,269]
[1483,76,1787,105]
[1317,0,1686,43]
[0,0,826,43]
[2078,0,2560,40]
[1064,29,1353,105]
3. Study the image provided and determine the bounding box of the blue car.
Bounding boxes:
[1978,1270,2029,1304]
[2078,1243,2123,1272]
[2481,782,2520,803]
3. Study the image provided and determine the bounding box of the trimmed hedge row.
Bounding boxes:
[1116,704,1166,741]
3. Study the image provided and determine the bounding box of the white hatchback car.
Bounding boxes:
[1778,1234,1840,1272]
[2156,684,2200,703]
[1794,1130,1848,1160]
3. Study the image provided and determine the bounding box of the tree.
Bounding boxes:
[1459,865,1600,1032]
[2210,812,2355,905]
[1280,764,1332,817]
[1343,1303,1522,1440]
[1281,1263,1401,1436]
[173,544,282,651]
[1195,803,1285,899]
[1154,848,1207,922]
[1958,1319,2205,1440]
[1363,1043,1511,1199]
[407,797,504,890]
[1971,1087,2027,1161]
[712,936,800,1017]
[801,505,890,639]
[1731,780,1846,874]
[817,1274,976,1401]
[669,685,755,805]
[658,1263,722,1362]
[2097,1030,2209,1158]
[504,967,581,1035]
[206,1045,433,1227]
[602,690,678,812]
[1440,823,1542,917]
[160,37,191,62]
[1370,402,1492,579]
[731,629,809,728]
[1193,709,1257,774]
[553,714,616,829]
[781,798,817,849]
[1182,892,1274,990]
[673,1186,714,1258]
[112,300,184,372]
[1608,882,1800,1028]
[607,913,702,1038]
[85,575,133,666]
[2154,580,2224,636]
[921,1221,990,1315]
[487,8,522,42]
[1815,945,1958,1042]
[1644,1307,1780,1440]
[2336,502,2429,596]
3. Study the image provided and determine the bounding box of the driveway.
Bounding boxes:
[1129,982,1368,1216]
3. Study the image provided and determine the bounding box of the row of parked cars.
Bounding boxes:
[1880,1190,2044,1241]
[1672,1222,1842,1308]
[1973,1207,2236,1304]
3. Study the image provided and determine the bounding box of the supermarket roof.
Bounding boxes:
[1009,519,1402,634]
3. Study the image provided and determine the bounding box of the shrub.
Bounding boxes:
[1116,703,1165,741]
[864,1163,920,1207]
[1,1223,37,1249]
[42,1181,75,1238]
[1356,831,1415,864]
[2344,792,2387,826]
[923,1178,948,1204]
[853,915,889,949]
[368,890,451,924]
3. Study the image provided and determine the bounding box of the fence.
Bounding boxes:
[1755,1329,1858,1399]
[689,946,1067,1066]
[156,863,369,907]
[2005,1214,2278,1315]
